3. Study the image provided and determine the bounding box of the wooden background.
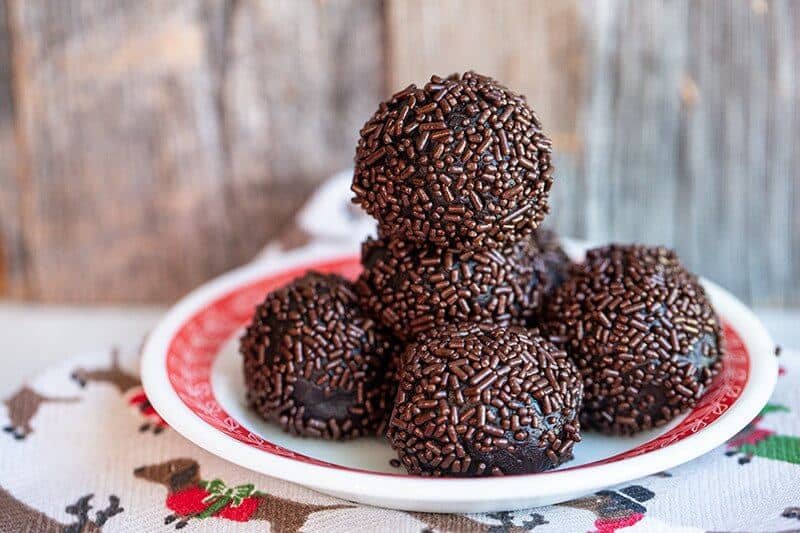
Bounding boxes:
[0,0,797,306]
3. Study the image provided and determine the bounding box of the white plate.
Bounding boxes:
[141,244,777,513]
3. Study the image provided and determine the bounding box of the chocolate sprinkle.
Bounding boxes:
[543,245,724,435]
[352,71,554,251]
[387,323,582,477]
[240,272,402,440]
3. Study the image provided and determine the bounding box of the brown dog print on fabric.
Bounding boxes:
[71,348,140,394]
[0,485,123,533]
[3,385,79,439]
[784,506,800,521]
[134,458,352,531]
[408,510,543,532]
[71,347,167,434]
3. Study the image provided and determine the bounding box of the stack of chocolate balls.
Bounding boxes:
[241,71,724,478]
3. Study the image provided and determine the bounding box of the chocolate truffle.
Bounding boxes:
[543,245,723,435]
[387,323,582,477]
[356,231,559,341]
[352,71,554,251]
[240,272,401,440]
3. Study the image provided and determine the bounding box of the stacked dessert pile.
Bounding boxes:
[241,72,724,477]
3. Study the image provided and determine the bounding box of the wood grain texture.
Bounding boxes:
[578,0,800,306]
[0,0,797,306]
[387,0,800,306]
[217,0,385,255]
[0,0,384,303]
[0,0,19,296]
[691,0,800,308]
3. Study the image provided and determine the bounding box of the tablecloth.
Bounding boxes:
[2,171,799,533]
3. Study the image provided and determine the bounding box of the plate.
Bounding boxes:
[141,244,778,513]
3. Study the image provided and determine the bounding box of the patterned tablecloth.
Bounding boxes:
[2,172,799,533]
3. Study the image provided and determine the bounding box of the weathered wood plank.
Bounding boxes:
[1,0,384,303]
[673,0,800,306]
[580,1,689,249]
[1,0,797,306]
[578,0,799,306]
[387,0,800,306]
[0,0,22,297]
[762,1,800,308]
[218,0,385,255]
[5,0,229,302]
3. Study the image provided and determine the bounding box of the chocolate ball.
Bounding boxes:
[240,272,401,440]
[352,71,554,251]
[387,323,582,477]
[543,245,723,435]
[356,230,564,341]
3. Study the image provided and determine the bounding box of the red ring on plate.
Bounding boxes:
[165,256,749,476]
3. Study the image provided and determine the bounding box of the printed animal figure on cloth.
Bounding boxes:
[135,459,541,533]
[560,484,655,533]
[784,507,800,520]
[0,485,123,532]
[134,458,352,531]
[406,510,538,533]
[726,403,800,465]
[3,385,79,439]
[72,347,167,433]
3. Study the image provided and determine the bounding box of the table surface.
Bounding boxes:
[1,304,798,397]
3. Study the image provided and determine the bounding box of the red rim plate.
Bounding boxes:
[165,255,749,477]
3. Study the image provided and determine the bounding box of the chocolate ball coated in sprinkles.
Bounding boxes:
[387,323,583,477]
[240,272,401,440]
[352,71,554,251]
[355,231,559,341]
[542,245,724,435]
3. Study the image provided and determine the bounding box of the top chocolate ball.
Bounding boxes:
[352,72,554,251]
